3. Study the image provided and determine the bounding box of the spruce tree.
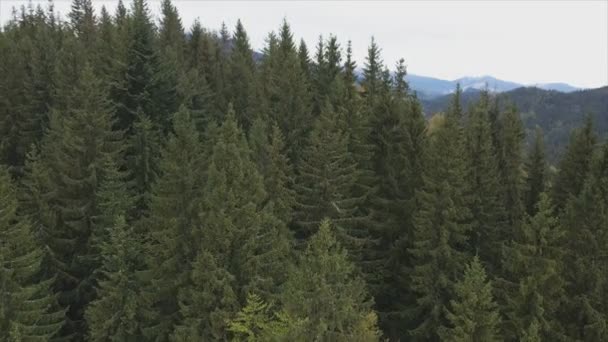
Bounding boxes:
[171,251,239,341]
[259,20,312,164]
[409,107,471,341]
[0,166,65,341]
[281,219,381,341]
[201,108,290,299]
[525,127,547,216]
[227,20,256,130]
[85,216,149,341]
[560,143,608,340]
[249,118,296,224]
[140,107,206,339]
[293,103,367,252]
[20,64,123,339]
[464,94,505,272]
[498,104,526,231]
[438,257,502,342]
[552,116,597,213]
[500,193,565,341]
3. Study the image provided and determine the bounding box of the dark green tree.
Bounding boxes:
[500,193,565,341]
[20,65,123,339]
[464,93,505,271]
[293,103,367,253]
[438,257,502,342]
[498,105,526,232]
[140,107,206,340]
[525,127,547,216]
[552,116,597,213]
[85,216,150,341]
[409,109,471,341]
[281,219,381,341]
[201,109,291,299]
[0,166,65,341]
[227,20,256,130]
[560,143,608,340]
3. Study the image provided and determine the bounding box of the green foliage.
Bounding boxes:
[438,257,502,342]
[525,127,547,216]
[409,103,471,341]
[85,216,149,341]
[560,143,608,340]
[281,220,381,341]
[0,166,65,341]
[464,93,505,271]
[500,193,565,341]
[227,293,306,341]
[294,103,368,253]
[141,107,205,339]
[552,116,597,212]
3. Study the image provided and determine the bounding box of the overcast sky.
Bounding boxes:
[2,0,607,88]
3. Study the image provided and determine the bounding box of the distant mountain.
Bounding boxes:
[421,86,608,163]
[403,74,581,100]
[405,74,455,99]
[533,82,580,93]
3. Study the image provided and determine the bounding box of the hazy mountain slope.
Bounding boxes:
[421,86,608,163]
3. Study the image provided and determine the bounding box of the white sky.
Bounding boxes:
[2,0,607,88]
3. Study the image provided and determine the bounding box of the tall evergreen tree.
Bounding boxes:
[500,193,565,341]
[293,103,368,253]
[552,116,597,213]
[525,127,547,216]
[227,20,256,130]
[281,219,381,341]
[85,216,150,341]
[0,166,65,341]
[560,143,608,340]
[249,118,296,224]
[408,108,471,341]
[438,257,502,342]
[498,105,526,232]
[201,108,290,299]
[140,107,205,339]
[464,93,505,272]
[259,20,312,164]
[20,65,123,339]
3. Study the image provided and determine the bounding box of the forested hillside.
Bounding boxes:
[422,86,608,162]
[1,1,607,341]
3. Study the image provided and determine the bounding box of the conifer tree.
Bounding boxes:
[498,105,526,231]
[140,107,206,339]
[464,93,505,271]
[293,103,367,251]
[525,127,547,216]
[227,20,256,130]
[259,20,312,163]
[127,112,161,213]
[552,116,597,213]
[69,0,97,54]
[201,108,290,299]
[249,118,296,224]
[171,250,239,341]
[560,143,608,340]
[20,64,123,339]
[0,166,65,341]
[281,219,381,341]
[361,37,383,107]
[227,293,307,341]
[85,216,149,341]
[500,193,565,341]
[409,106,471,341]
[438,257,501,342]
[113,0,166,132]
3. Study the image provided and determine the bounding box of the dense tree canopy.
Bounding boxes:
[0,1,605,341]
